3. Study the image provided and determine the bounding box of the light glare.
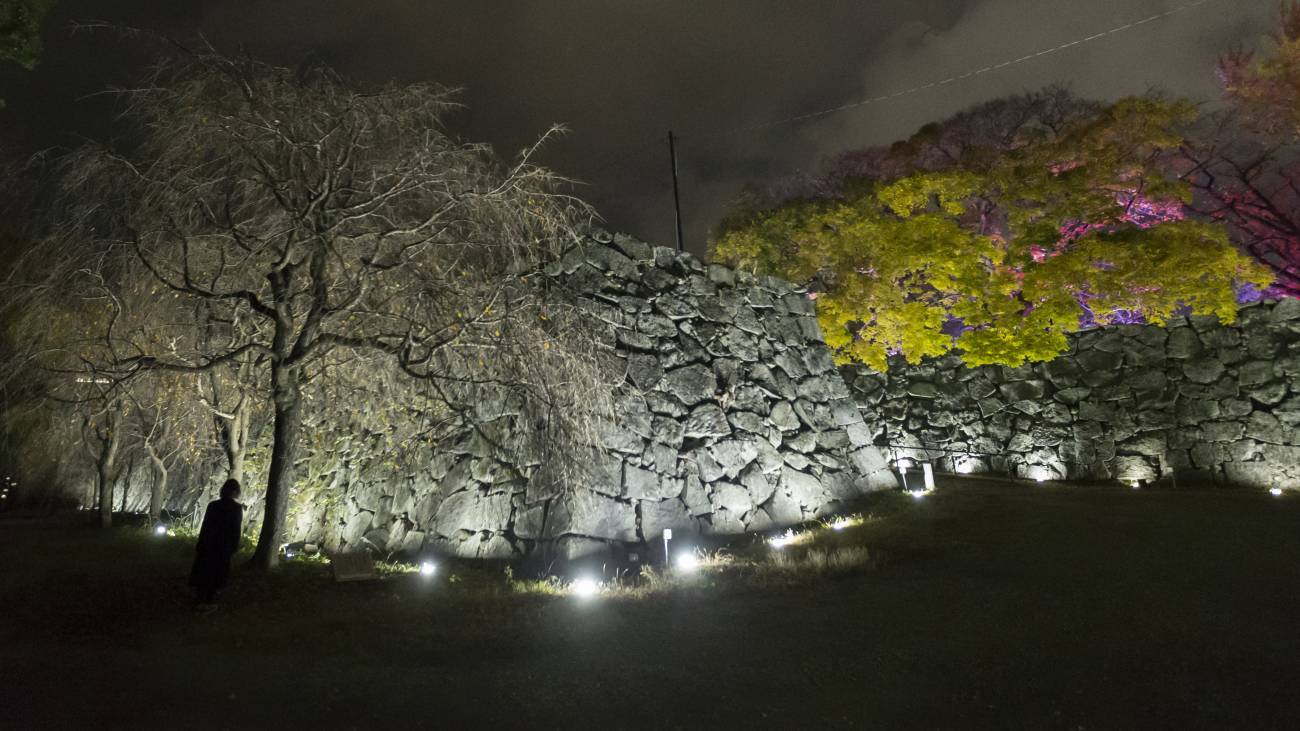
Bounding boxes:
[675,553,700,572]
[1270,487,1284,497]
[419,560,437,577]
[769,531,798,549]
[153,524,167,536]
[571,577,600,597]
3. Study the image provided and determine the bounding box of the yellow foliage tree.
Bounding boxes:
[714,95,1272,370]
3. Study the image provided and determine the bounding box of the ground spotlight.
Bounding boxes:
[419,560,437,577]
[571,577,600,597]
[153,524,167,536]
[769,532,796,549]
[1269,487,1283,497]
[675,552,700,572]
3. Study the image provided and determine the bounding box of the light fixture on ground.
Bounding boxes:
[153,524,167,536]
[769,531,798,549]
[1269,487,1284,497]
[675,552,700,572]
[571,577,600,598]
[419,560,437,577]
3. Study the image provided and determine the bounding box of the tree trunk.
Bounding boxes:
[250,363,302,570]
[224,397,249,485]
[119,452,136,514]
[146,442,168,523]
[96,411,122,529]
[211,367,250,485]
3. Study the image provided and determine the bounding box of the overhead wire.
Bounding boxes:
[572,0,1240,222]
[685,0,1228,140]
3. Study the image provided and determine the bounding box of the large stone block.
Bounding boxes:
[553,493,637,542]
[433,490,513,535]
[684,404,732,438]
[661,364,717,406]
[640,498,696,539]
[781,466,827,508]
[709,439,759,479]
[1182,358,1226,384]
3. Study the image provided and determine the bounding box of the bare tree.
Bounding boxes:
[40,47,601,568]
[1180,115,1300,297]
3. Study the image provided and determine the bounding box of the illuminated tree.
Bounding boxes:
[1218,2,1300,139]
[714,93,1272,370]
[23,48,607,567]
[1175,4,1300,298]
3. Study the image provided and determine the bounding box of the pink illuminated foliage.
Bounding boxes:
[1182,2,1300,298]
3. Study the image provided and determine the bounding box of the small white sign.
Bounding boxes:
[922,462,935,490]
[662,528,673,540]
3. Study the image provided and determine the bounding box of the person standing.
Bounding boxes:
[189,478,244,613]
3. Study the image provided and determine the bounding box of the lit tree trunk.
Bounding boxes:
[251,361,301,569]
[208,366,251,485]
[146,441,168,523]
[119,452,136,514]
[96,409,123,528]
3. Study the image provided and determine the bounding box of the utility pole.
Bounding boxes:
[668,130,684,252]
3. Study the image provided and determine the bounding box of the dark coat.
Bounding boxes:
[189,497,244,592]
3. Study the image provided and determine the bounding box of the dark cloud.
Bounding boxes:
[0,0,1276,253]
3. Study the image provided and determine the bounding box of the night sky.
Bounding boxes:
[0,0,1276,255]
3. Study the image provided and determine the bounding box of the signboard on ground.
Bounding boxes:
[331,552,376,582]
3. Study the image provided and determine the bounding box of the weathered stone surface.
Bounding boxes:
[556,493,636,542]
[729,410,767,434]
[842,299,1298,490]
[622,464,663,499]
[1166,328,1201,358]
[684,404,732,438]
[1182,358,1226,384]
[738,465,777,506]
[709,482,755,515]
[256,235,930,556]
[769,401,801,431]
[710,440,759,479]
[626,354,663,389]
[640,498,696,539]
[782,466,826,507]
[1000,380,1046,402]
[662,364,717,406]
[434,491,512,535]
[1236,360,1276,386]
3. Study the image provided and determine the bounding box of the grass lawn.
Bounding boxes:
[2,479,1298,729]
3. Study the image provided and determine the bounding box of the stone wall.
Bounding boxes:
[286,233,897,559]
[846,299,1300,490]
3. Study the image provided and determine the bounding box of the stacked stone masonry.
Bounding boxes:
[846,298,1300,490]
[289,233,898,559]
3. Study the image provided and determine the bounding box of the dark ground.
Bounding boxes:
[3,480,1298,730]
